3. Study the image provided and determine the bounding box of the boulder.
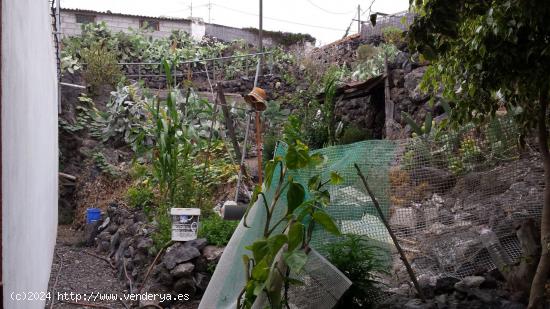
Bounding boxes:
[173,276,197,296]
[162,243,201,270]
[184,238,208,251]
[455,276,486,290]
[170,262,195,278]
[411,166,456,193]
[389,208,417,230]
[195,272,211,292]
[202,245,225,262]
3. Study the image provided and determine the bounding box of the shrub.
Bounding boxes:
[382,26,405,45]
[198,215,238,246]
[126,185,154,210]
[339,125,371,145]
[325,234,386,308]
[81,42,122,94]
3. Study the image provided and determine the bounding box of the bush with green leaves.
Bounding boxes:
[126,184,154,210]
[198,215,239,246]
[351,43,398,82]
[381,26,405,45]
[325,234,386,308]
[80,42,122,94]
[62,22,295,80]
[338,124,371,145]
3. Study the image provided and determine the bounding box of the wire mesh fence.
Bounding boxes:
[361,10,415,39]
[201,116,543,307]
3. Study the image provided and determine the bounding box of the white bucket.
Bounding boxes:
[170,208,201,241]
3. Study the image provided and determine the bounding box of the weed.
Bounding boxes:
[198,215,238,246]
[325,234,386,308]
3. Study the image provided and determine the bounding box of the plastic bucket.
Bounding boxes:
[86,208,102,224]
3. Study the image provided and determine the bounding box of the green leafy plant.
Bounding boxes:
[92,152,121,177]
[238,116,342,309]
[198,215,239,246]
[126,184,154,210]
[339,124,371,145]
[81,42,122,94]
[351,43,398,82]
[381,26,405,45]
[325,234,386,308]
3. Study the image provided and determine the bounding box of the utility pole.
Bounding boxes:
[189,0,193,17]
[357,4,361,34]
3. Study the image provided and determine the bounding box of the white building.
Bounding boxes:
[59,8,308,47]
[2,0,59,308]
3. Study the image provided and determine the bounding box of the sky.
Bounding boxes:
[61,0,409,45]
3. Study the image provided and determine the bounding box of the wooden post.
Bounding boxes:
[255,111,263,184]
[354,163,426,302]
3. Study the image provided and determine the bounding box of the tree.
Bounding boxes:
[406,0,550,307]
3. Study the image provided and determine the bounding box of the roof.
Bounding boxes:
[317,74,386,102]
[61,8,194,23]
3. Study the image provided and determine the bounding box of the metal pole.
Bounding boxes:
[258,0,263,76]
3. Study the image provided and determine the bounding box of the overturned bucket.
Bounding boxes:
[171,208,201,241]
[86,208,102,224]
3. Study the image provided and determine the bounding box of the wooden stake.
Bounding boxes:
[354,163,427,302]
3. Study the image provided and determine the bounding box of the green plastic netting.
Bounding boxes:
[200,117,543,308]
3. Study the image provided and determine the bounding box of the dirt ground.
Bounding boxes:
[46,225,200,309]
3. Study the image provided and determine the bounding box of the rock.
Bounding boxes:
[136,237,153,251]
[184,238,208,251]
[97,240,110,253]
[157,268,174,286]
[455,276,485,290]
[84,221,101,246]
[97,230,111,241]
[389,208,416,229]
[162,243,201,270]
[410,85,430,103]
[404,298,435,309]
[98,217,110,231]
[435,276,459,295]
[107,223,119,234]
[469,288,494,303]
[411,166,456,193]
[195,272,210,292]
[500,300,526,309]
[404,67,427,94]
[170,263,195,278]
[434,294,447,308]
[173,276,196,296]
[202,246,224,262]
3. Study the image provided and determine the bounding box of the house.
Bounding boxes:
[60,8,316,47]
[2,0,59,308]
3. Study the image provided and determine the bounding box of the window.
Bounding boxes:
[139,19,160,31]
[75,14,95,24]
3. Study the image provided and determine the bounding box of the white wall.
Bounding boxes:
[60,11,193,39]
[2,0,59,308]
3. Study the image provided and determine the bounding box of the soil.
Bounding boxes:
[47,225,201,309]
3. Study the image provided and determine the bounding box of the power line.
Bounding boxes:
[305,0,355,15]
[212,3,345,32]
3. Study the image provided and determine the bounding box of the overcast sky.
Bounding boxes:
[61,0,409,45]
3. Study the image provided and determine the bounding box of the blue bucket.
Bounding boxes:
[86,208,102,224]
